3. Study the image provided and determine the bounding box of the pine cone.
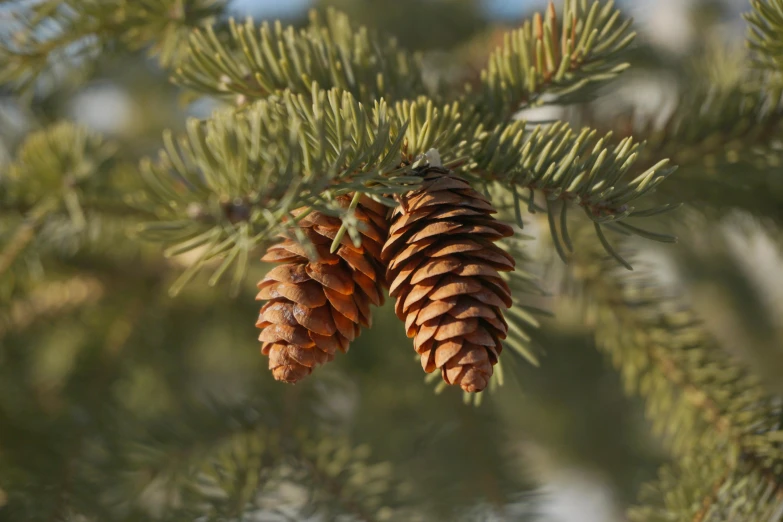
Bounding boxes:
[256,195,389,383]
[381,167,515,393]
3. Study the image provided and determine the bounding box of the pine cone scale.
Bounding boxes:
[388,239,436,270]
[447,298,494,319]
[292,304,336,336]
[256,280,327,308]
[388,260,425,295]
[256,302,295,327]
[417,299,458,324]
[336,247,377,280]
[428,275,483,300]
[433,340,462,366]
[427,239,482,256]
[259,324,313,346]
[354,210,387,243]
[305,264,353,293]
[331,304,358,340]
[354,291,372,327]
[311,332,342,354]
[357,236,384,260]
[324,286,360,322]
[353,270,383,306]
[411,257,462,284]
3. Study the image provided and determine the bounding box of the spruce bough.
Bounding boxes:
[4,0,783,520]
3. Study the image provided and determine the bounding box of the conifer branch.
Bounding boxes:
[108,411,410,520]
[472,0,635,125]
[578,249,783,466]
[135,88,411,295]
[137,85,678,294]
[601,76,783,222]
[393,97,482,163]
[468,120,678,266]
[568,239,783,518]
[200,432,411,521]
[281,434,408,521]
[0,199,57,276]
[746,0,783,76]
[587,23,783,223]
[630,456,783,521]
[174,9,427,106]
[392,96,677,266]
[3,122,117,211]
[1,122,122,272]
[0,0,225,97]
[5,1,777,517]
[0,277,105,339]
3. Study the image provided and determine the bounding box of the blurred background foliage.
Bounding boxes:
[2,0,783,521]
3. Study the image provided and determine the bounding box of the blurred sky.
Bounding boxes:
[230,0,311,18]
[229,0,546,19]
[228,0,747,54]
[229,0,747,21]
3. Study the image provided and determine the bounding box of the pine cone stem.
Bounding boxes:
[382,167,515,393]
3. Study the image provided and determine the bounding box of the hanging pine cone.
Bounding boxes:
[256,195,389,383]
[381,167,515,393]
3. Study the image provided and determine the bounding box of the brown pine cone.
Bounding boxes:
[381,167,515,393]
[256,195,389,383]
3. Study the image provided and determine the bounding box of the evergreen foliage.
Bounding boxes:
[584,40,783,223]
[0,0,225,97]
[2,0,783,520]
[474,0,635,123]
[747,0,783,75]
[568,236,783,519]
[174,9,428,106]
